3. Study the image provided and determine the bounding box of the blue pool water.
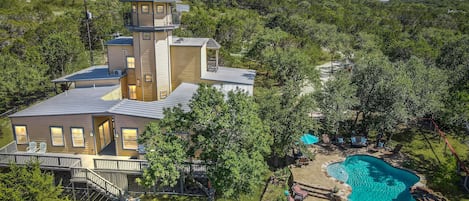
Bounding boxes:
[327,155,419,201]
[301,134,319,145]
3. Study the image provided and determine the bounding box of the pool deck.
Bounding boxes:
[290,144,427,201]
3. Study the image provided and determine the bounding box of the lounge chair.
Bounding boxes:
[292,184,308,200]
[337,137,344,145]
[351,136,367,147]
[26,141,38,153]
[37,142,47,154]
[386,144,403,155]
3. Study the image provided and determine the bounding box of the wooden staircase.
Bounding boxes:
[295,182,331,200]
[70,165,124,201]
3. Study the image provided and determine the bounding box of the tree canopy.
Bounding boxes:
[0,162,67,201]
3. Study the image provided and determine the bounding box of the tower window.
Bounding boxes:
[156,5,164,14]
[144,74,152,82]
[126,57,135,68]
[142,32,151,40]
[141,5,149,13]
[128,85,137,100]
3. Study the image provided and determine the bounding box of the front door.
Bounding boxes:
[98,120,112,152]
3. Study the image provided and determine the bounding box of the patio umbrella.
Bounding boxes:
[300,133,319,145]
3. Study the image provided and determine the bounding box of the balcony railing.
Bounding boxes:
[123,12,181,31]
[93,158,207,177]
[0,153,81,169]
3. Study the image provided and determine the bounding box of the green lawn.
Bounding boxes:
[393,128,469,201]
[0,118,13,148]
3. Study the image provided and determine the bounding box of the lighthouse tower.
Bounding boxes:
[120,0,179,101]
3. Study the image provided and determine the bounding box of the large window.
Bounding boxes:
[50,127,64,146]
[71,127,85,147]
[122,128,138,150]
[141,5,149,13]
[156,5,164,14]
[126,56,135,68]
[14,125,28,145]
[142,32,151,40]
[128,85,137,100]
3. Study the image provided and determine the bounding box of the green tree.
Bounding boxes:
[315,71,358,136]
[187,85,271,198]
[142,84,272,198]
[41,31,86,78]
[137,122,187,188]
[0,162,67,201]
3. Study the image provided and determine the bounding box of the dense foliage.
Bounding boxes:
[139,85,272,198]
[0,163,67,201]
[0,0,127,113]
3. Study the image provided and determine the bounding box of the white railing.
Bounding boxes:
[93,158,207,177]
[0,141,17,153]
[94,158,148,172]
[0,153,81,168]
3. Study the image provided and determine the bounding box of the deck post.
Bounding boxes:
[72,181,76,201]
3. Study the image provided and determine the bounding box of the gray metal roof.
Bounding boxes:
[172,37,209,47]
[108,83,198,119]
[106,37,133,46]
[206,38,221,49]
[10,86,121,117]
[202,67,256,85]
[52,65,122,83]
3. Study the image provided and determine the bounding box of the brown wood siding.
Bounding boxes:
[107,45,134,73]
[114,115,158,157]
[10,115,96,155]
[75,79,120,88]
[120,76,128,99]
[170,46,202,91]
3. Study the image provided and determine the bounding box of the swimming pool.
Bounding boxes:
[327,155,419,201]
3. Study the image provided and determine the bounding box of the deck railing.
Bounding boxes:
[94,158,207,176]
[0,153,81,168]
[94,158,148,172]
[0,141,17,153]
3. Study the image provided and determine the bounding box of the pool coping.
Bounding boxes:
[322,152,428,200]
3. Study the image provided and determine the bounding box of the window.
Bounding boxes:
[156,5,164,14]
[160,90,168,99]
[128,85,137,100]
[122,128,138,150]
[144,74,152,82]
[142,32,151,40]
[14,125,28,144]
[50,127,64,146]
[126,57,135,68]
[132,4,137,13]
[71,127,85,147]
[141,5,149,13]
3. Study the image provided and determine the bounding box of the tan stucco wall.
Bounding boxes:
[107,45,134,73]
[75,79,120,88]
[113,114,158,157]
[11,114,96,155]
[170,46,202,91]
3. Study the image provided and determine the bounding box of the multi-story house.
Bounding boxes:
[8,0,255,159]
